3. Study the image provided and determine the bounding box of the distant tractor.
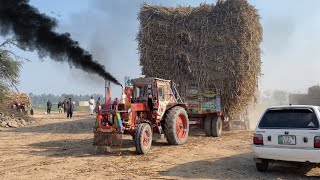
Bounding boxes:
[228,111,250,130]
[93,77,226,154]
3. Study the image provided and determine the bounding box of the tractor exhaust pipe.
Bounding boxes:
[121,84,127,104]
[105,79,125,108]
[105,79,111,109]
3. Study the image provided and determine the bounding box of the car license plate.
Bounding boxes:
[278,135,296,145]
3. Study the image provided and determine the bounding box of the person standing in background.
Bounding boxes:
[109,99,114,109]
[89,97,94,115]
[148,93,154,121]
[65,101,69,117]
[113,98,119,109]
[66,98,74,119]
[47,99,52,114]
[58,100,63,113]
[63,99,67,114]
[95,97,101,114]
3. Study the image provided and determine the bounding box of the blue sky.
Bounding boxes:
[9,0,320,97]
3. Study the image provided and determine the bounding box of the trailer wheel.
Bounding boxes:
[212,115,222,137]
[204,115,213,136]
[164,106,189,145]
[135,123,152,154]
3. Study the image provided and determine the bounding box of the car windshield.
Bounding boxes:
[258,108,319,129]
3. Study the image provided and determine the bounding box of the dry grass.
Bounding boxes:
[3,92,32,107]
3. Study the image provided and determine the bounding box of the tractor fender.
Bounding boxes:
[161,104,187,121]
[166,104,187,111]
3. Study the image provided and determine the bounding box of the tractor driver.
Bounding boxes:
[148,93,154,119]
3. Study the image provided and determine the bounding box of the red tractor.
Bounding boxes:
[93,77,189,154]
[93,77,226,154]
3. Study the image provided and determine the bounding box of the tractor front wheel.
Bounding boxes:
[164,106,189,145]
[135,123,152,155]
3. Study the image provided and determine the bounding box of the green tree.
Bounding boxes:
[308,85,320,96]
[0,39,24,101]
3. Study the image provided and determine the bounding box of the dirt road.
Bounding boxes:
[0,112,319,180]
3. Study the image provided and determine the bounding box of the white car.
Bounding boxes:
[253,105,320,172]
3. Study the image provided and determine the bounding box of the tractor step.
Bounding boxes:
[157,124,164,135]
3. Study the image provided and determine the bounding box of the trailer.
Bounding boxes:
[183,82,226,136]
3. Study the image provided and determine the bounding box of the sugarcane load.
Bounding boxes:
[138,0,263,120]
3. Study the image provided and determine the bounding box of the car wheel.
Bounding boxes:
[256,161,268,172]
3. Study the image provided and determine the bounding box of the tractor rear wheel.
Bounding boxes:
[134,123,152,154]
[164,106,189,145]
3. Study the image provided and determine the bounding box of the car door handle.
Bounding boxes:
[303,137,308,143]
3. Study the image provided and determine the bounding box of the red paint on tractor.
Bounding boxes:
[176,114,187,140]
[131,103,147,111]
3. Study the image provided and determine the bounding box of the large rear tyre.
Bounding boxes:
[164,106,189,145]
[135,123,152,154]
[212,115,222,137]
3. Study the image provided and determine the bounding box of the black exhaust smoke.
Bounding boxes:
[0,0,121,85]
